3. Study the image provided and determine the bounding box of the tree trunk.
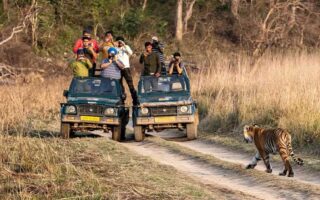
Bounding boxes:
[2,0,8,11]
[30,0,38,47]
[142,0,147,11]
[176,0,183,41]
[183,0,196,33]
[231,0,240,19]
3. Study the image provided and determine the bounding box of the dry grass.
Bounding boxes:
[0,135,218,199]
[0,76,215,199]
[1,51,320,198]
[190,51,320,154]
[0,76,69,136]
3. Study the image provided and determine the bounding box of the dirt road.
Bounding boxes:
[100,127,320,200]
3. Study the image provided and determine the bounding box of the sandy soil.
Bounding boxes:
[123,140,318,200]
[96,124,320,200]
[174,138,320,186]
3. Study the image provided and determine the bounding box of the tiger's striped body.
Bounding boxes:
[243,125,303,177]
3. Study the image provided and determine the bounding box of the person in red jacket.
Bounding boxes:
[73,28,99,76]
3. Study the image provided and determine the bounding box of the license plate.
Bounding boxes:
[80,116,100,122]
[155,116,176,123]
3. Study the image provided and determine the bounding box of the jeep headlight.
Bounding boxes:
[180,106,188,113]
[178,105,191,115]
[104,108,117,116]
[139,107,149,116]
[65,105,76,114]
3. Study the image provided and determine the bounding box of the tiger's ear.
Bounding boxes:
[253,124,259,128]
[244,125,252,131]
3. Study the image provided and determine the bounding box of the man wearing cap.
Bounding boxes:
[73,28,99,76]
[116,36,139,106]
[69,49,93,77]
[101,47,124,80]
[151,36,165,73]
[100,31,115,60]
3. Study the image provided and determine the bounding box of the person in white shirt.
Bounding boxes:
[116,36,139,106]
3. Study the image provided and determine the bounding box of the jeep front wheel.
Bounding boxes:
[61,123,73,139]
[112,126,121,142]
[134,126,145,142]
[186,122,197,140]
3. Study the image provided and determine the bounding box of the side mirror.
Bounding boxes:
[63,90,69,97]
[193,100,198,108]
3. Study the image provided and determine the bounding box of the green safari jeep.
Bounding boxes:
[60,77,129,141]
[132,72,199,141]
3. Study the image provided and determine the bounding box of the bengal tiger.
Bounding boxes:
[243,125,304,177]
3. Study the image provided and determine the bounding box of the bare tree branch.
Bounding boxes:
[183,0,196,33]
[176,0,183,41]
[142,0,147,11]
[0,1,37,46]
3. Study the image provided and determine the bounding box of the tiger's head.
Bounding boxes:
[243,125,259,143]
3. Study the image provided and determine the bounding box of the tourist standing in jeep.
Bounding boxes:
[73,28,99,77]
[168,52,184,75]
[151,36,165,73]
[100,31,115,60]
[116,36,139,106]
[139,42,161,77]
[139,42,161,92]
[69,49,93,77]
[101,47,124,80]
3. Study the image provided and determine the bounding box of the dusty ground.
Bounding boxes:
[97,124,320,200]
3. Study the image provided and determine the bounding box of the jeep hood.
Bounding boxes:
[67,96,121,106]
[139,95,193,106]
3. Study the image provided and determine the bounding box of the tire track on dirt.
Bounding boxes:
[174,139,320,186]
[121,139,318,200]
[97,124,320,199]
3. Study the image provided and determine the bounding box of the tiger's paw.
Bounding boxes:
[265,169,272,173]
[288,173,294,177]
[245,164,256,169]
[279,172,287,176]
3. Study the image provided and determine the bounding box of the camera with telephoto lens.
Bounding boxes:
[153,41,159,49]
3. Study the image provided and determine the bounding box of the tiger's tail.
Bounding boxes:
[287,134,304,166]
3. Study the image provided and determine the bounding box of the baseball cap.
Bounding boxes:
[108,47,118,55]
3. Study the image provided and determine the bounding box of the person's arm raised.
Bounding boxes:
[101,59,112,69]
[124,45,133,56]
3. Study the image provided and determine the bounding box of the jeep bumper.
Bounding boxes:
[136,115,195,125]
[61,115,120,125]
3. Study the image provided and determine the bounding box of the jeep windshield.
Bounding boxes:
[138,75,189,95]
[69,77,119,98]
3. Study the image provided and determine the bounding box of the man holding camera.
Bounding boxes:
[100,31,115,60]
[140,42,161,76]
[116,36,139,106]
[168,52,184,75]
[73,28,99,54]
[101,47,124,80]
[151,36,165,73]
[140,42,161,92]
[69,49,93,77]
[73,28,99,77]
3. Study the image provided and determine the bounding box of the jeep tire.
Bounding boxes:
[134,126,145,142]
[186,121,198,140]
[112,126,121,142]
[61,123,73,139]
